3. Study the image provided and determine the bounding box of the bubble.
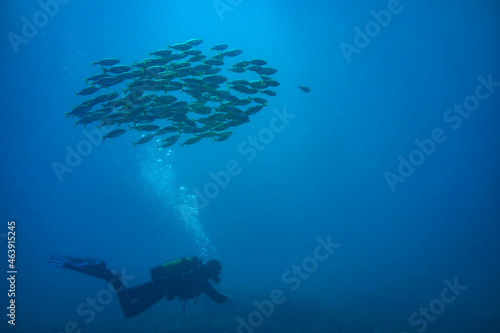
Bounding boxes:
[140,145,216,259]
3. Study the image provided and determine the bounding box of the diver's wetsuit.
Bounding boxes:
[111,264,228,318]
[49,256,228,318]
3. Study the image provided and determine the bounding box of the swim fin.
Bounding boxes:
[49,255,113,281]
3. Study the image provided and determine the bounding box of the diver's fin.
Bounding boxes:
[194,294,200,307]
[49,255,113,281]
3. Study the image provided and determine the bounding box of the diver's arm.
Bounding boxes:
[203,282,229,303]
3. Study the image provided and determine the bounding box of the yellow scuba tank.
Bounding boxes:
[150,256,201,281]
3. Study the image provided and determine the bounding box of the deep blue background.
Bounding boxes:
[1,0,499,332]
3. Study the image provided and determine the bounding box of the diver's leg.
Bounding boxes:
[49,256,113,281]
[110,274,164,318]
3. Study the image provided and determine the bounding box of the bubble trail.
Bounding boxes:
[140,143,217,259]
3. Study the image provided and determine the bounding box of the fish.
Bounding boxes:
[256,67,278,75]
[77,86,100,96]
[234,61,250,67]
[129,124,160,132]
[234,97,252,106]
[181,126,202,134]
[157,141,176,149]
[94,76,123,86]
[93,107,113,115]
[298,85,311,93]
[103,129,126,140]
[245,88,259,94]
[264,79,280,87]
[223,95,240,103]
[103,65,133,74]
[227,118,250,127]
[143,58,170,66]
[245,105,264,115]
[211,44,228,52]
[251,97,268,105]
[158,135,181,149]
[192,64,211,72]
[170,101,188,109]
[188,55,206,62]
[247,65,262,72]
[169,52,188,60]
[133,133,155,146]
[214,131,233,142]
[202,75,227,84]
[93,58,120,67]
[262,90,277,96]
[174,68,193,77]
[231,85,253,94]
[156,126,179,135]
[75,113,103,127]
[185,49,203,56]
[229,80,249,86]
[86,73,109,84]
[217,104,241,113]
[181,136,203,147]
[71,40,280,148]
[223,49,243,57]
[169,43,192,51]
[85,92,119,107]
[172,62,191,70]
[249,59,267,66]
[205,67,222,75]
[191,106,213,115]
[248,80,266,89]
[196,131,217,138]
[208,113,226,121]
[150,49,172,57]
[144,66,168,75]
[115,72,137,80]
[228,110,249,121]
[183,119,197,127]
[204,58,224,66]
[213,123,231,132]
[156,95,177,105]
[186,38,203,46]
[196,118,217,126]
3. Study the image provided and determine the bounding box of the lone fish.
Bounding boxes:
[298,85,311,93]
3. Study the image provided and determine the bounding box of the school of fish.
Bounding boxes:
[67,39,280,148]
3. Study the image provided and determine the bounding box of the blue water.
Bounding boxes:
[1,0,500,332]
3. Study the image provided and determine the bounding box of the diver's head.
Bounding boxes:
[205,259,222,283]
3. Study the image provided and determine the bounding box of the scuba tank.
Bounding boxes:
[150,256,201,281]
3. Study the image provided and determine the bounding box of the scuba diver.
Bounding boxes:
[49,255,231,318]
